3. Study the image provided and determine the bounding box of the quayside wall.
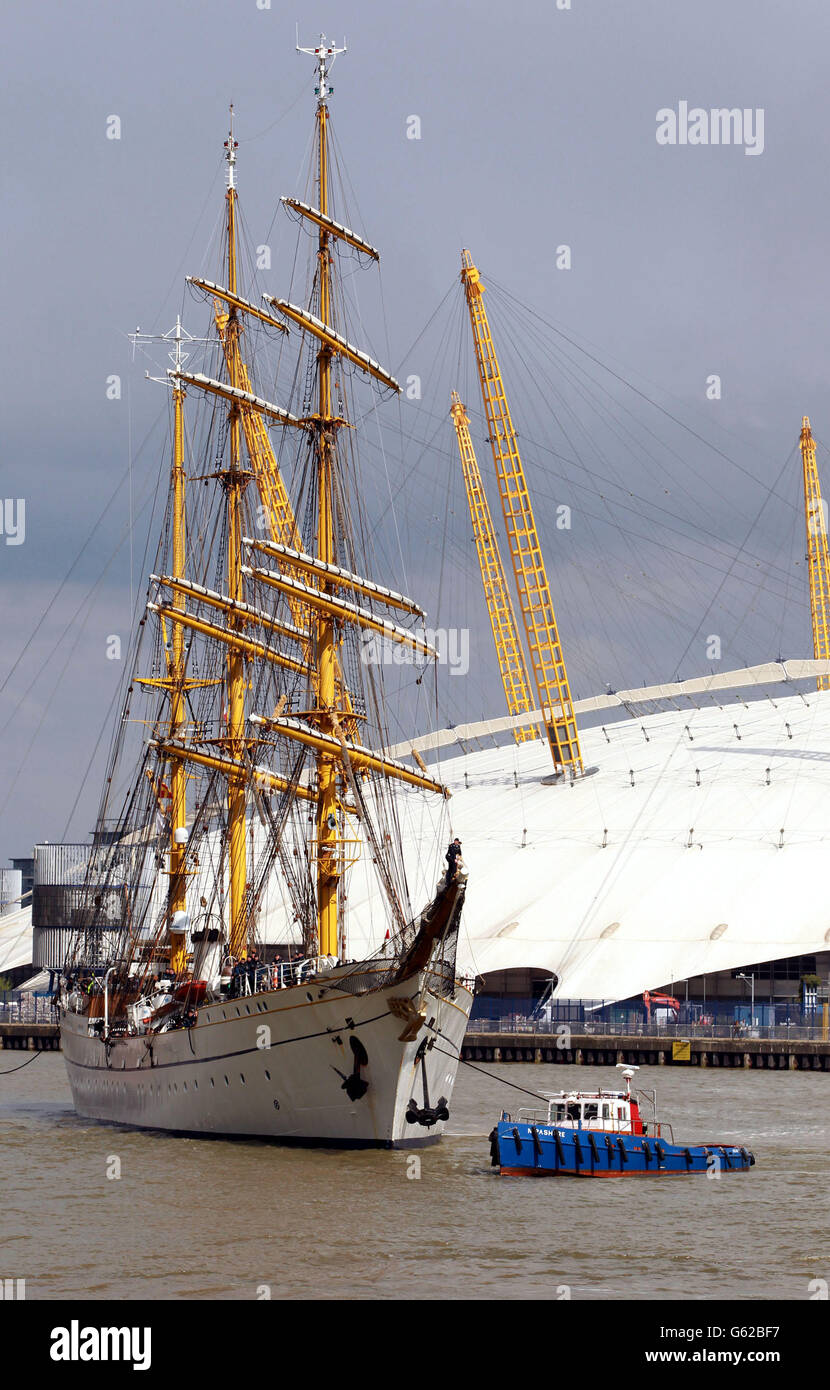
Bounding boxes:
[462,1029,830,1070]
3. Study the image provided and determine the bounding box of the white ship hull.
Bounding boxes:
[61,968,473,1147]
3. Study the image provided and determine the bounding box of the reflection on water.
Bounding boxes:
[1,1054,828,1300]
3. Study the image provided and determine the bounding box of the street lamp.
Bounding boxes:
[736,972,755,1025]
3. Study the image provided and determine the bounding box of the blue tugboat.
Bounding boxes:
[489,1066,755,1178]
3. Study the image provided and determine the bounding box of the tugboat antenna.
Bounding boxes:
[616,1063,639,1096]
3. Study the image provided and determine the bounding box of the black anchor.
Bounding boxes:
[332,1034,370,1101]
[405,1039,449,1127]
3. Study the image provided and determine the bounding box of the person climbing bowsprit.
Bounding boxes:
[444,836,463,888]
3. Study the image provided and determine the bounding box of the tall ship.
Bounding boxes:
[58,38,473,1146]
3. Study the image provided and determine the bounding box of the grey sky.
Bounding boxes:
[3,0,830,854]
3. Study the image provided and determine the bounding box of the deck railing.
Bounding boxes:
[467,1016,830,1042]
[2,990,826,1041]
[0,991,54,1024]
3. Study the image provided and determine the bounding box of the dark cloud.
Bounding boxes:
[2,0,828,851]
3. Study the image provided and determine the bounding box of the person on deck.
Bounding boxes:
[444,837,463,887]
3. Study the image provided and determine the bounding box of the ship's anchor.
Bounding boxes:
[405,1040,449,1128]
[332,1034,370,1101]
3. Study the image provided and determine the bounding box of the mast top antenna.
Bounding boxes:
[224,104,238,191]
[129,317,215,384]
[296,30,346,101]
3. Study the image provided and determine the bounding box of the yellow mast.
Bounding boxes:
[223,110,249,959]
[132,317,197,976]
[450,391,536,742]
[168,337,188,973]
[460,250,583,776]
[305,43,343,959]
[246,37,445,954]
[800,415,830,691]
[141,70,447,978]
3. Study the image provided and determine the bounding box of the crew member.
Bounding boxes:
[445,837,462,886]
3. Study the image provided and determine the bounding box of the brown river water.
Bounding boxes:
[1,1052,828,1301]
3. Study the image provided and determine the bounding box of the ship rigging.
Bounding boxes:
[57,38,474,1147]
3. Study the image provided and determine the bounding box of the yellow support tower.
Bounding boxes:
[800,415,830,691]
[460,250,583,774]
[450,391,537,742]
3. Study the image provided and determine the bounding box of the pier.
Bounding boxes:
[3,1006,830,1069]
[0,993,59,1051]
[462,1026,830,1070]
[0,1023,60,1050]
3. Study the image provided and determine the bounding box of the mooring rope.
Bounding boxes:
[0,1049,45,1075]
[428,1037,550,1103]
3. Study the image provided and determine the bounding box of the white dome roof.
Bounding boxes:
[390,679,830,1000]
